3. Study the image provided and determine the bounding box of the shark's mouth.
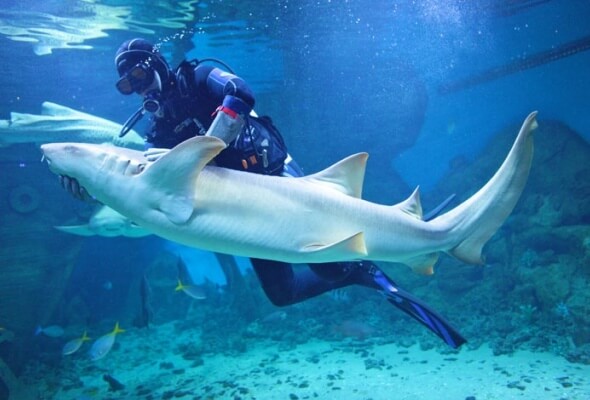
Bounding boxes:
[39,147,57,173]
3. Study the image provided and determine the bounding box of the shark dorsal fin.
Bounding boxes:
[41,102,80,117]
[141,136,226,225]
[393,187,423,220]
[303,153,368,198]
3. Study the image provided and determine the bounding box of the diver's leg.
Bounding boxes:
[250,258,342,307]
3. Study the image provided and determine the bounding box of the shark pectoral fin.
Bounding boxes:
[303,153,368,198]
[160,195,194,225]
[142,136,226,195]
[302,232,367,258]
[54,225,96,237]
[403,253,440,275]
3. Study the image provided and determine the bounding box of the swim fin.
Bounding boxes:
[372,271,466,348]
[423,193,456,221]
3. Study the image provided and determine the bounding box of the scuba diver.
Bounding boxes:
[62,38,466,348]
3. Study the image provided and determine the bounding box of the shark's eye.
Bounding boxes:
[137,163,146,173]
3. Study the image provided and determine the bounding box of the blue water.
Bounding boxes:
[1,1,590,399]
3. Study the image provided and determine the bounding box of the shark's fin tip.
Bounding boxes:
[394,186,423,220]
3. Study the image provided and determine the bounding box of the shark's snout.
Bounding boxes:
[39,143,73,174]
[40,144,52,166]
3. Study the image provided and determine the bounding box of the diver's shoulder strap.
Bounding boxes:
[175,60,199,98]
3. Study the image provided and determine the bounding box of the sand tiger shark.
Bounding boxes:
[0,102,145,149]
[40,112,538,274]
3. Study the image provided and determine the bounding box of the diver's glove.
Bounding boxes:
[144,147,170,162]
[207,95,250,144]
[215,95,252,119]
[59,175,97,203]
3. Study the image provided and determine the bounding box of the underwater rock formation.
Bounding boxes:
[422,117,590,359]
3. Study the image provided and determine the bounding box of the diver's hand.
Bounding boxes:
[144,147,170,162]
[59,175,96,203]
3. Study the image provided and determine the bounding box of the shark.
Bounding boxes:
[40,112,538,274]
[0,102,145,149]
[55,204,151,238]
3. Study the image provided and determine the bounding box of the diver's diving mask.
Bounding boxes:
[116,62,155,95]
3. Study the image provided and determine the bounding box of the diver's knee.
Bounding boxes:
[257,279,294,307]
[265,295,292,307]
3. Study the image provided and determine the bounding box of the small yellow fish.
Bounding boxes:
[88,322,125,361]
[62,331,91,356]
[175,279,206,300]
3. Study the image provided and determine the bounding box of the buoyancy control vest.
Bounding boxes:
[175,59,288,176]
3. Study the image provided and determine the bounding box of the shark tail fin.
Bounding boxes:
[432,111,538,266]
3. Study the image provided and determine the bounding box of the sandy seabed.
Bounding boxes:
[41,322,589,400]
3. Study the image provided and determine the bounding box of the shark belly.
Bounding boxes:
[126,167,448,264]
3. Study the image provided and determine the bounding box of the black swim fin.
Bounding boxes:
[423,193,456,222]
[373,271,466,348]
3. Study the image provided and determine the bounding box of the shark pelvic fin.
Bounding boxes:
[393,186,423,220]
[142,136,226,225]
[303,153,368,198]
[302,231,368,258]
[54,225,96,236]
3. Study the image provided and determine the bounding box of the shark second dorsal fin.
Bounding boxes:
[393,187,423,220]
[141,136,226,225]
[303,153,368,198]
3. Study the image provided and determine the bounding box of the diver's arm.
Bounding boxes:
[195,66,254,144]
[195,65,255,109]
